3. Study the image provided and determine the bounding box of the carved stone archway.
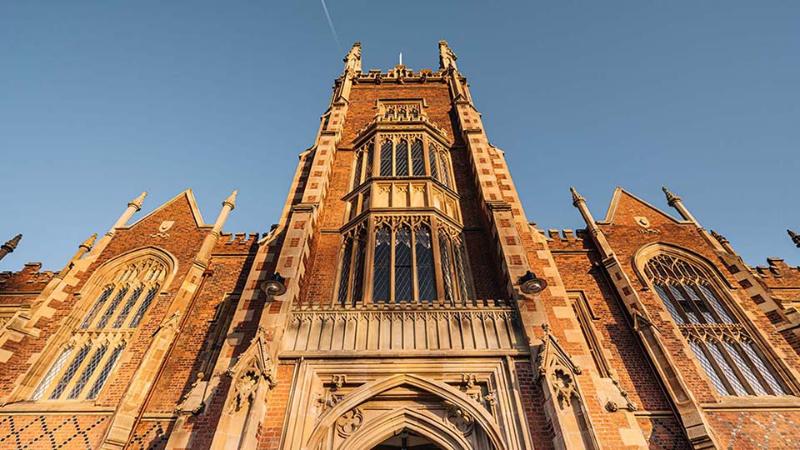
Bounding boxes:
[342,408,470,450]
[305,374,506,450]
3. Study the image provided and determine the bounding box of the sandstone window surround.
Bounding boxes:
[30,256,167,402]
[335,215,475,306]
[350,136,454,190]
[643,253,790,397]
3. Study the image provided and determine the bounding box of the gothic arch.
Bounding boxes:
[81,246,178,293]
[306,373,506,450]
[632,242,734,291]
[341,408,472,450]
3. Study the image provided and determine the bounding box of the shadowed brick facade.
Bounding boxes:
[1,42,799,450]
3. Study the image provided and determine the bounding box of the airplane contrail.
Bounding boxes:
[320,0,341,50]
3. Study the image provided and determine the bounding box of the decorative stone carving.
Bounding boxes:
[438,40,458,71]
[343,42,362,73]
[445,401,474,436]
[225,327,277,413]
[335,408,364,437]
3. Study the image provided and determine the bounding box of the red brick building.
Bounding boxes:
[1,41,799,450]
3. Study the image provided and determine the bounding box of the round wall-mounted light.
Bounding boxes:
[519,270,547,294]
[261,272,287,298]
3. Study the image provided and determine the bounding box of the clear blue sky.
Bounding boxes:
[2,1,798,271]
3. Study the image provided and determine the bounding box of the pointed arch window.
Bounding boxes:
[644,253,790,397]
[31,254,169,401]
[337,217,473,305]
[369,136,453,186]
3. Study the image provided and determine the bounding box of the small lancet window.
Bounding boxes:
[411,139,425,176]
[415,226,436,301]
[395,140,410,177]
[373,225,392,302]
[380,140,393,176]
[394,225,413,302]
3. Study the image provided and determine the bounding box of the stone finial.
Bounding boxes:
[223,190,238,211]
[343,42,362,73]
[789,229,800,248]
[570,187,585,207]
[710,230,729,245]
[438,40,458,71]
[79,233,98,251]
[661,186,680,206]
[128,191,148,211]
[2,234,22,253]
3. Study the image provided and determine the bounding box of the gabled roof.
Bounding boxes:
[599,187,684,225]
[124,189,209,229]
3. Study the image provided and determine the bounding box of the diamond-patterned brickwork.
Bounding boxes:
[0,415,107,449]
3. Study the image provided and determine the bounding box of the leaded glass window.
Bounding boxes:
[32,255,168,401]
[373,225,392,302]
[644,253,790,397]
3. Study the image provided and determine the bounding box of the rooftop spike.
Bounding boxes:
[129,191,148,211]
[661,186,680,206]
[789,229,800,248]
[570,187,585,207]
[0,234,22,261]
[2,234,22,252]
[80,233,98,251]
[223,190,238,211]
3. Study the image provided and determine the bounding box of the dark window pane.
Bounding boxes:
[113,286,143,328]
[411,139,425,176]
[352,231,367,303]
[337,238,354,304]
[439,234,455,303]
[50,345,91,399]
[439,153,451,188]
[380,141,393,176]
[415,226,436,301]
[86,344,125,400]
[429,147,439,181]
[352,150,364,187]
[395,225,413,302]
[129,286,158,328]
[373,225,392,302]
[396,140,409,176]
[80,287,113,329]
[96,286,129,329]
[68,344,108,399]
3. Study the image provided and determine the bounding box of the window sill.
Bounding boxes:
[0,400,115,414]
[702,396,800,411]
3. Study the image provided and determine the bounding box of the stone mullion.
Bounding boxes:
[430,217,447,305]
[363,216,377,305]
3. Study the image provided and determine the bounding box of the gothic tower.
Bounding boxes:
[2,41,800,450]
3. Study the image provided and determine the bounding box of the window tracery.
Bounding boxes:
[336,216,474,305]
[644,253,789,397]
[31,255,168,401]
[351,136,453,189]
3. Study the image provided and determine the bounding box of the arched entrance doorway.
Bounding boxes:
[372,429,444,449]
